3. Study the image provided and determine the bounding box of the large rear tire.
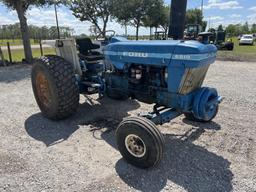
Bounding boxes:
[31,55,79,120]
[116,117,164,168]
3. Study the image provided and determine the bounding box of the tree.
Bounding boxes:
[89,25,100,36]
[110,0,132,36]
[226,24,237,36]
[142,0,165,39]
[185,9,203,25]
[0,0,55,63]
[111,0,159,40]
[185,8,207,31]
[70,0,112,38]
[242,22,249,34]
[159,5,170,37]
[217,24,224,31]
[251,24,256,33]
[202,21,207,31]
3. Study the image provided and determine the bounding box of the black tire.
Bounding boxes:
[227,46,233,51]
[116,117,164,168]
[31,55,79,120]
[184,105,219,122]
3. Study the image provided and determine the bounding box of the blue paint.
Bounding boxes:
[82,37,221,123]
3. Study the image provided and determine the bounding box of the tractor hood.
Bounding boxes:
[104,37,217,70]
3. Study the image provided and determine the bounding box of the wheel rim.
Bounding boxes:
[125,134,146,158]
[35,72,52,108]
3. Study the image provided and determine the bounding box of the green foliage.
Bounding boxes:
[0,23,73,40]
[111,0,163,39]
[185,9,204,26]
[2,48,56,62]
[226,22,256,36]
[159,5,170,33]
[142,0,165,28]
[218,24,224,31]
[0,0,56,11]
[70,0,112,37]
[251,24,256,33]
[242,22,249,33]
[0,0,60,63]
[185,8,208,31]
[217,37,256,61]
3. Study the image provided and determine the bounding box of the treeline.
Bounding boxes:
[225,22,256,36]
[0,23,74,40]
[71,0,206,40]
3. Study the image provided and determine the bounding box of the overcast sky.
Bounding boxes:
[0,0,255,35]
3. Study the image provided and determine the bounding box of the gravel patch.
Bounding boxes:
[0,61,255,192]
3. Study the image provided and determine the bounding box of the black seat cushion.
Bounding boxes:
[76,38,100,54]
[76,38,104,62]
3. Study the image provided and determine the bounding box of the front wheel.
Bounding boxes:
[31,55,79,120]
[185,88,219,122]
[116,117,164,168]
[184,105,219,122]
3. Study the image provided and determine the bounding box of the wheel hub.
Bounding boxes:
[125,134,146,158]
[35,72,51,108]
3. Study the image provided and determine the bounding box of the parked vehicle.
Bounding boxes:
[198,30,234,51]
[184,24,202,40]
[239,35,254,46]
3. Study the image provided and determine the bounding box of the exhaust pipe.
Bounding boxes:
[168,0,187,40]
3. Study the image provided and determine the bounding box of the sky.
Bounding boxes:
[0,0,255,36]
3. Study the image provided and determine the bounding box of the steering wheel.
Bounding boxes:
[96,30,116,42]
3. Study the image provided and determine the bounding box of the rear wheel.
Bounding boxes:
[116,117,164,168]
[31,55,79,120]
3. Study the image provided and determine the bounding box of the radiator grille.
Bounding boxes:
[178,65,210,94]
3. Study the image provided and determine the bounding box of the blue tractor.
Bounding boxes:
[31,0,222,168]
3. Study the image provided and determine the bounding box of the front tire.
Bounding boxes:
[184,105,219,122]
[31,55,79,120]
[116,117,164,168]
[185,88,219,122]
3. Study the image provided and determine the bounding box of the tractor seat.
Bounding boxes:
[76,38,104,62]
[78,53,104,62]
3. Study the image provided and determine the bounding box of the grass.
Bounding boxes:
[2,48,56,62]
[0,39,37,46]
[217,37,256,61]
[1,37,256,62]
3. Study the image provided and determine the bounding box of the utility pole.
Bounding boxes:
[54,2,60,39]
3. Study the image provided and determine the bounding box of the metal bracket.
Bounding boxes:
[139,105,181,125]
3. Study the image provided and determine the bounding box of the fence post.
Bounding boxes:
[7,42,12,64]
[0,46,6,66]
[39,40,43,56]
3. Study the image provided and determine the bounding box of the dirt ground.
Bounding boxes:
[0,61,255,192]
